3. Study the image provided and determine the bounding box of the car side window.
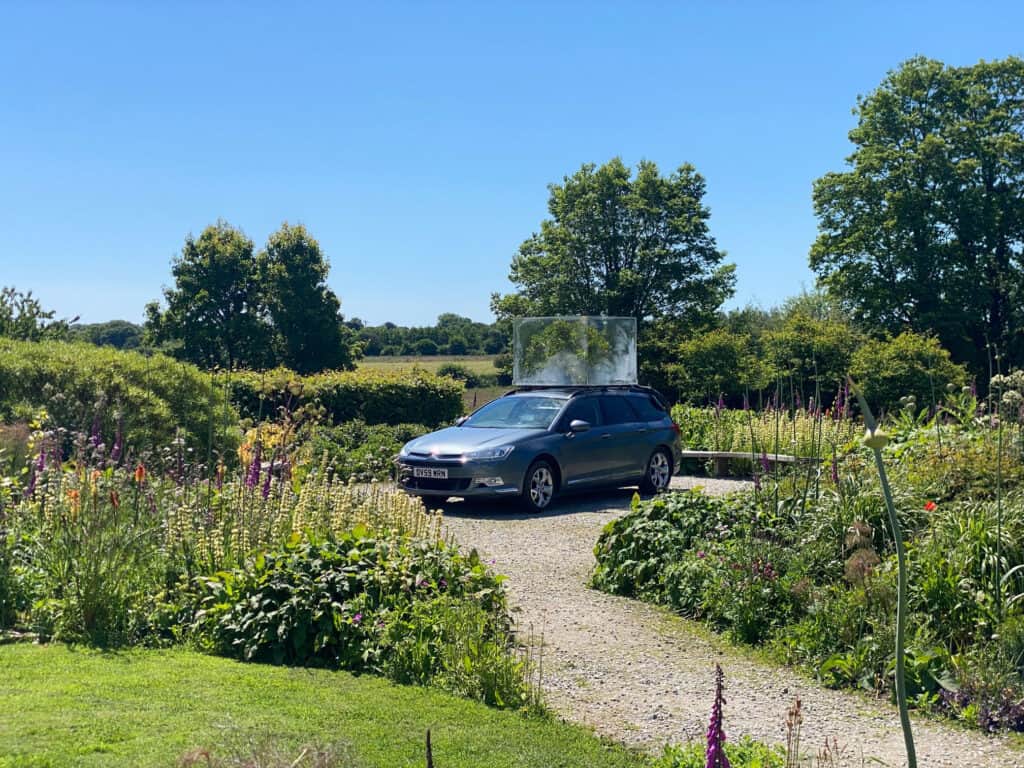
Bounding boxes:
[628,394,667,421]
[600,395,640,425]
[559,397,601,430]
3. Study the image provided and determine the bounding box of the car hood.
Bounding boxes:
[403,426,546,457]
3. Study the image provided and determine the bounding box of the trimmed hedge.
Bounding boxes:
[0,339,238,453]
[226,366,463,427]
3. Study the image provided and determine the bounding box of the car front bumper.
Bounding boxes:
[396,457,524,499]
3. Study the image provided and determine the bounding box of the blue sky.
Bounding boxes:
[2,2,1022,326]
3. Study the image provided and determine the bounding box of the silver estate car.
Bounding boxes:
[396,386,681,512]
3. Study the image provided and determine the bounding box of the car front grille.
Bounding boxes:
[400,477,473,492]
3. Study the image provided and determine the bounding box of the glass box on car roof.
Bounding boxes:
[512,316,637,386]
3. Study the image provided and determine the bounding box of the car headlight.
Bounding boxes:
[399,442,412,457]
[464,446,514,461]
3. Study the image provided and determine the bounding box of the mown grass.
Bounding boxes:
[358,355,497,376]
[0,644,648,768]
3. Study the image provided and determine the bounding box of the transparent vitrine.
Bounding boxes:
[512,316,637,386]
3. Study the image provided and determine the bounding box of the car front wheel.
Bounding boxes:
[522,459,556,513]
[640,448,672,494]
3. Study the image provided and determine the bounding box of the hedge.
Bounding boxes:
[225,366,463,427]
[0,339,238,454]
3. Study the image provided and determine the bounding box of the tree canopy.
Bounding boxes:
[261,223,358,373]
[811,56,1024,374]
[0,287,71,342]
[491,158,735,327]
[145,221,272,369]
[145,221,359,372]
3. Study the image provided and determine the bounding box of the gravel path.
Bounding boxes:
[438,477,1022,768]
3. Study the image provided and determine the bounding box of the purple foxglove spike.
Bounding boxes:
[89,414,102,447]
[705,664,731,768]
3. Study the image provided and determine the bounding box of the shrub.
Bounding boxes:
[849,331,967,414]
[656,736,783,768]
[668,328,770,404]
[591,491,746,597]
[302,420,428,482]
[760,313,862,402]
[0,339,239,455]
[226,367,462,427]
[191,531,533,708]
[435,362,498,389]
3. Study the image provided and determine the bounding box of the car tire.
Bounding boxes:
[640,448,672,494]
[521,459,556,513]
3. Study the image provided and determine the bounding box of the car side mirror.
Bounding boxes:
[455,416,468,426]
[568,419,591,433]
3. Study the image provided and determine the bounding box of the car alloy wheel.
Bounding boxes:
[527,464,554,511]
[642,449,672,493]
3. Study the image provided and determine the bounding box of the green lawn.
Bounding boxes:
[358,355,498,376]
[0,644,648,768]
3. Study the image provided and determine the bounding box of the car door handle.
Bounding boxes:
[601,433,613,439]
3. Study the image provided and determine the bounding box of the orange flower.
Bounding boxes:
[109,490,120,508]
[134,463,146,484]
[91,469,102,484]
[66,488,81,509]
[924,500,937,512]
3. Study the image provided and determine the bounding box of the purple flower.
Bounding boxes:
[759,450,770,475]
[795,391,803,411]
[261,467,272,499]
[89,413,102,448]
[697,550,706,559]
[439,578,447,590]
[245,442,262,489]
[831,455,839,485]
[352,612,362,625]
[110,418,124,463]
[716,393,725,414]
[706,664,731,768]
[752,473,761,492]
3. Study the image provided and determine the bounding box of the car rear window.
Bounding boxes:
[600,395,640,425]
[628,394,667,421]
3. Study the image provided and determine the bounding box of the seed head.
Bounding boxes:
[862,428,890,451]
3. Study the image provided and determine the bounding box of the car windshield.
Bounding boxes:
[462,395,566,429]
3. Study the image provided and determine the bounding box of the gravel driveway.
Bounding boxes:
[438,477,1021,768]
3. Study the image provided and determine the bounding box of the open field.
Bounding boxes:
[358,355,498,376]
[0,644,648,768]
[357,355,505,412]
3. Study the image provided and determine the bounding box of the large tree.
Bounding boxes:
[0,287,71,341]
[810,56,1024,373]
[491,158,735,328]
[261,223,358,373]
[145,221,273,369]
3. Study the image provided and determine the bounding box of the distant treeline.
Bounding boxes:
[70,320,144,349]
[347,313,507,357]
[67,315,507,359]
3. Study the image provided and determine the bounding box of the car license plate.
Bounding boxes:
[413,467,448,479]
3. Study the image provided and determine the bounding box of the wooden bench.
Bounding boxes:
[678,450,820,477]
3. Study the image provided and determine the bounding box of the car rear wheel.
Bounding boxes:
[640,448,672,494]
[522,459,556,513]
